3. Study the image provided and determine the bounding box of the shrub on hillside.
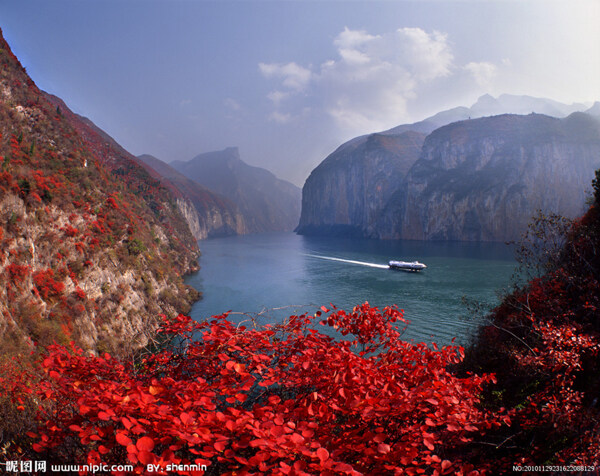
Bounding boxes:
[1,304,507,475]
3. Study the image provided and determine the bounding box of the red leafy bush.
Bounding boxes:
[32,268,65,299]
[3,304,506,475]
[6,263,30,284]
[461,204,600,467]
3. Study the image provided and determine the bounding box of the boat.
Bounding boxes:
[388,260,427,272]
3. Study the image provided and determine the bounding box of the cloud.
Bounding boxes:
[224,97,241,111]
[259,26,497,137]
[269,111,292,124]
[464,61,498,88]
[267,90,290,106]
[333,27,379,50]
[259,62,313,91]
[315,27,455,132]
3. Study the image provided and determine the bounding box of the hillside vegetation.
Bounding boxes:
[0,28,199,356]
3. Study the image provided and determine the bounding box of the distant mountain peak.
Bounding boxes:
[170,148,301,233]
[223,146,240,156]
[473,93,496,107]
[586,101,600,117]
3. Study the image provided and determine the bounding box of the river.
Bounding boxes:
[185,232,516,345]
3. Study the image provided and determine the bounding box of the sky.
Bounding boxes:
[0,0,599,186]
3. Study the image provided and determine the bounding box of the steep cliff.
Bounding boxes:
[43,94,214,245]
[171,148,301,233]
[0,29,199,356]
[138,154,246,239]
[296,131,425,236]
[297,94,594,240]
[379,113,600,241]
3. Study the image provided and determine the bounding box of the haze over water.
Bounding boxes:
[186,233,516,345]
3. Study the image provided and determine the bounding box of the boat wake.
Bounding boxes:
[305,254,389,269]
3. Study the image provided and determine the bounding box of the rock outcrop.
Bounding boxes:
[0,29,199,356]
[296,131,425,236]
[138,154,246,239]
[298,111,600,242]
[298,95,597,241]
[171,148,301,233]
[379,113,600,241]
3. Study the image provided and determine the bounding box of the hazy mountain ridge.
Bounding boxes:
[382,93,592,137]
[298,94,600,242]
[138,154,246,239]
[380,113,600,241]
[0,29,199,355]
[171,148,302,234]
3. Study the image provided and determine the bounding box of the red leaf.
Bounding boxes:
[136,436,155,452]
[116,432,132,447]
[180,412,192,425]
[32,443,44,453]
[423,437,435,451]
[214,441,226,452]
[377,443,391,454]
[138,450,154,465]
[317,447,329,462]
[121,417,133,430]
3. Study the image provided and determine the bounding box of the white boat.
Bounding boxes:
[388,260,427,272]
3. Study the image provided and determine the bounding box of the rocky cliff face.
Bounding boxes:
[299,111,600,243]
[296,131,425,236]
[171,148,301,234]
[0,29,199,356]
[379,113,600,241]
[43,95,224,244]
[138,154,246,239]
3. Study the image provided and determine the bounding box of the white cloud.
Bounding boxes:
[269,111,292,124]
[224,97,241,111]
[259,62,313,91]
[267,90,290,106]
[333,27,379,50]
[259,26,496,137]
[399,28,453,79]
[464,61,498,88]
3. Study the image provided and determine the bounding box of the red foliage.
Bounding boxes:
[6,263,30,284]
[462,206,600,467]
[61,224,80,237]
[106,196,120,210]
[32,268,65,299]
[4,304,507,475]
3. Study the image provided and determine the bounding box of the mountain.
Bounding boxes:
[138,154,246,239]
[382,93,590,137]
[43,93,213,243]
[171,148,301,234]
[298,93,599,242]
[296,131,426,236]
[378,113,600,241]
[586,101,600,118]
[0,28,199,356]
